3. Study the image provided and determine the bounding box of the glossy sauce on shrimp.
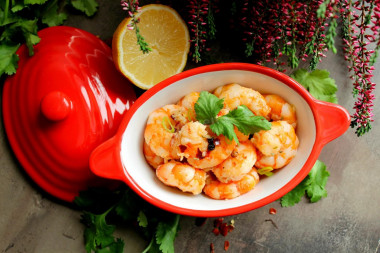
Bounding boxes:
[143,84,299,199]
[144,104,189,159]
[252,121,299,169]
[264,94,297,129]
[213,83,271,118]
[156,161,206,195]
[212,141,257,183]
[203,168,260,200]
[143,141,164,169]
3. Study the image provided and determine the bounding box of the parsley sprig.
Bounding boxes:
[0,0,99,78]
[291,69,338,104]
[75,186,180,253]
[281,160,330,207]
[194,91,271,143]
[280,71,336,206]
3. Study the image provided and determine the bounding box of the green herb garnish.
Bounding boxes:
[280,160,330,207]
[291,69,338,104]
[75,186,180,253]
[80,208,124,253]
[162,116,175,133]
[194,91,271,144]
[257,166,274,177]
[0,0,98,79]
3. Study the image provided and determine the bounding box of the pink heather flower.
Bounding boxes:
[341,0,378,136]
[120,0,151,53]
[239,0,339,70]
[186,0,216,63]
[120,0,140,18]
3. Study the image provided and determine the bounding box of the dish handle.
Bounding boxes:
[90,136,124,181]
[314,100,351,146]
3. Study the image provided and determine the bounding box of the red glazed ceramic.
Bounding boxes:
[2,26,136,202]
[90,63,350,217]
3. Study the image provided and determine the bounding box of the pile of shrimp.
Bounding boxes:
[143,83,299,200]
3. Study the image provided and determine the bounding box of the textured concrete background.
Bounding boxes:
[1,1,380,252]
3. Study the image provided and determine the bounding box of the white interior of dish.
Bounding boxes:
[120,70,316,211]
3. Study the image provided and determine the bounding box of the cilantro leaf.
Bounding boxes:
[1,18,40,56]
[114,188,141,221]
[77,187,181,253]
[143,237,161,253]
[24,0,49,5]
[81,208,124,253]
[0,0,98,79]
[280,179,309,207]
[305,160,330,202]
[222,105,272,135]
[291,69,338,104]
[21,18,40,39]
[210,117,237,142]
[11,4,27,13]
[211,105,271,143]
[195,92,271,143]
[70,0,98,17]
[41,0,68,27]
[138,211,148,228]
[280,160,330,207]
[0,44,19,76]
[96,238,124,253]
[156,215,180,253]
[0,12,19,26]
[75,188,128,253]
[195,91,224,125]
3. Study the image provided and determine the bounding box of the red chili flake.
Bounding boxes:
[214,218,224,228]
[210,243,215,253]
[227,224,234,233]
[212,227,220,236]
[224,240,230,251]
[196,148,203,159]
[269,208,277,214]
[195,217,207,227]
[220,222,229,236]
[179,145,187,153]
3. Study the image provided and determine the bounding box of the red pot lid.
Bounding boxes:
[2,26,136,202]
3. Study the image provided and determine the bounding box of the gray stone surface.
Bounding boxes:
[1,1,380,252]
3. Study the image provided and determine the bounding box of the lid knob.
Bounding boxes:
[41,91,72,121]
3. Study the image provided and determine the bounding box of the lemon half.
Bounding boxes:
[112,4,190,90]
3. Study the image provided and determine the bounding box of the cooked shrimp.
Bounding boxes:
[212,141,257,183]
[156,161,206,195]
[177,92,200,121]
[170,121,236,169]
[143,141,164,169]
[187,134,236,169]
[203,168,260,200]
[264,94,297,129]
[213,83,271,118]
[252,121,299,169]
[144,104,189,159]
[234,126,250,142]
[146,104,188,129]
[171,122,210,160]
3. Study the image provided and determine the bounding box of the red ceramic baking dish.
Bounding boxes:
[90,63,350,217]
